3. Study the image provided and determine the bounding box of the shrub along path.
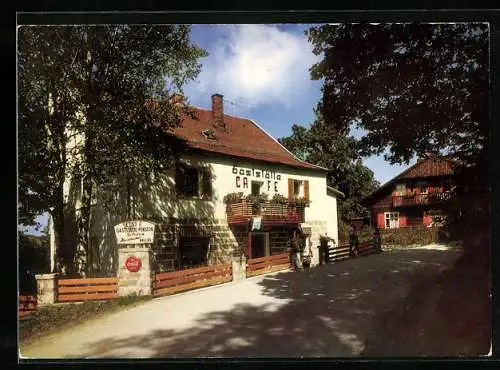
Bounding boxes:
[20,245,485,359]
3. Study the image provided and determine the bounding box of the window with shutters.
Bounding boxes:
[288,178,310,203]
[176,164,212,199]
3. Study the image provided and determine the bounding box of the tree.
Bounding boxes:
[307,23,489,251]
[279,115,379,240]
[18,25,207,275]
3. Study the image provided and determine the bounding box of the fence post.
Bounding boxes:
[232,255,247,281]
[35,273,57,306]
[117,246,153,297]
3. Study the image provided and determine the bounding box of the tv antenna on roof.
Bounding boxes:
[224,97,250,116]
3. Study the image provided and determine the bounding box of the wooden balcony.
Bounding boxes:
[226,200,305,225]
[392,191,452,207]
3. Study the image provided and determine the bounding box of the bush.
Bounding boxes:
[270,193,288,205]
[223,192,244,204]
[380,227,441,246]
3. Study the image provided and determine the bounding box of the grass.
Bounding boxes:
[19,295,152,346]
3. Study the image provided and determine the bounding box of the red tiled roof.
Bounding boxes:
[398,156,455,179]
[169,107,326,171]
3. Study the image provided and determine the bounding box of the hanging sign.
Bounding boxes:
[114,220,155,245]
[125,256,142,272]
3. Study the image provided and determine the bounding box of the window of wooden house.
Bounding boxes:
[384,212,400,229]
[417,181,428,194]
[395,183,406,195]
[293,180,303,198]
[179,236,209,269]
[176,165,212,199]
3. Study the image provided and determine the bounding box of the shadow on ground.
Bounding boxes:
[74,248,474,358]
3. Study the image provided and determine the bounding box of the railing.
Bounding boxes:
[392,191,452,207]
[227,200,305,224]
[57,277,119,302]
[18,295,37,318]
[246,253,291,277]
[328,240,379,262]
[153,264,232,297]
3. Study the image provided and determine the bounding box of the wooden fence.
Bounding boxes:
[153,264,233,297]
[328,240,379,262]
[56,277,119,302]
[246,253,290,277]
[18,295,37,318]
[328,243,351,262]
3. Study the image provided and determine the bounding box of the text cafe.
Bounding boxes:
[232,165,282,192]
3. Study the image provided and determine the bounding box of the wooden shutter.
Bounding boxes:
[288,178,294,199]
[303,180,310,201]
[202,167,212,199]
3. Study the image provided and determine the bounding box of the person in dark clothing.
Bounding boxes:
[319,235,329,265]
[349,225,359,257]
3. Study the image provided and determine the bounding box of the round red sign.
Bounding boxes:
[125,256,142,272]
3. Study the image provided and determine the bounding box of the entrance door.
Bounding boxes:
[251,232,269,259]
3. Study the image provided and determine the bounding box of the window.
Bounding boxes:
[179,236,209,269]
[384,212,400,229]
[417,181,428,194]
[395,183,406,195]
[251,181,263,196]
[288,178,310,201]
[176,165,212,199]
[293,180,303,198]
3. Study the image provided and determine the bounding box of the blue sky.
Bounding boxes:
[24,24,415,235]
[183,24,415,184]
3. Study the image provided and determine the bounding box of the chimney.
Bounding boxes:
[211,93,225,129]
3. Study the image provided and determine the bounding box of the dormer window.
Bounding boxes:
[201,128,217,140]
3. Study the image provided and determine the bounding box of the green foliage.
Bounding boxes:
[279,118,379,223]
[307,23,489,248]
[380,227,441,247]
[223,192,244,204]
[18,232,50,293]
[270,193,288,205]
[18,25,207,273]
[246,193,269,214]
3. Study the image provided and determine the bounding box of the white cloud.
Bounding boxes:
[186,24,320,111]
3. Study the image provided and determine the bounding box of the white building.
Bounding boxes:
[51,93,342,276]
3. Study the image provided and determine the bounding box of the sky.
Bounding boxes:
[183,24,415,183]
[23,23,416,235]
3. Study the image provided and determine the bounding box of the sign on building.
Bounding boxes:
[114,220,155,245]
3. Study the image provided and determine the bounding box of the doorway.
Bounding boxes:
[251,232,270,259]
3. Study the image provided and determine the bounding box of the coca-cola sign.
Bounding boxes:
[125,256,142,272]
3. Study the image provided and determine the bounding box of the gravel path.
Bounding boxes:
[20,246,462,359]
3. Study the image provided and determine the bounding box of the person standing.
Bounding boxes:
[289,230,303,270]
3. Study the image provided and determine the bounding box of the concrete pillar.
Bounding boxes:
[232,255,247,281]
[35,273,57,306]
[117,246,153,297]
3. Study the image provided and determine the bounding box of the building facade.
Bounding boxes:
[50,93,341,276]
[362,155,455,230]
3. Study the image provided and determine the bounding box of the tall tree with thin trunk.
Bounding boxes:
[18,25,207,275]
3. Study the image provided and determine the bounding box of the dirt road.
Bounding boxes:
[20,246,468,358]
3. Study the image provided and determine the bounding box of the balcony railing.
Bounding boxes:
[226,200,305,224]
[392,191,453,207]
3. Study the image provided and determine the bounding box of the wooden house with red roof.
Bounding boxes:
[55,93,343,276]
[362,155,456,230]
